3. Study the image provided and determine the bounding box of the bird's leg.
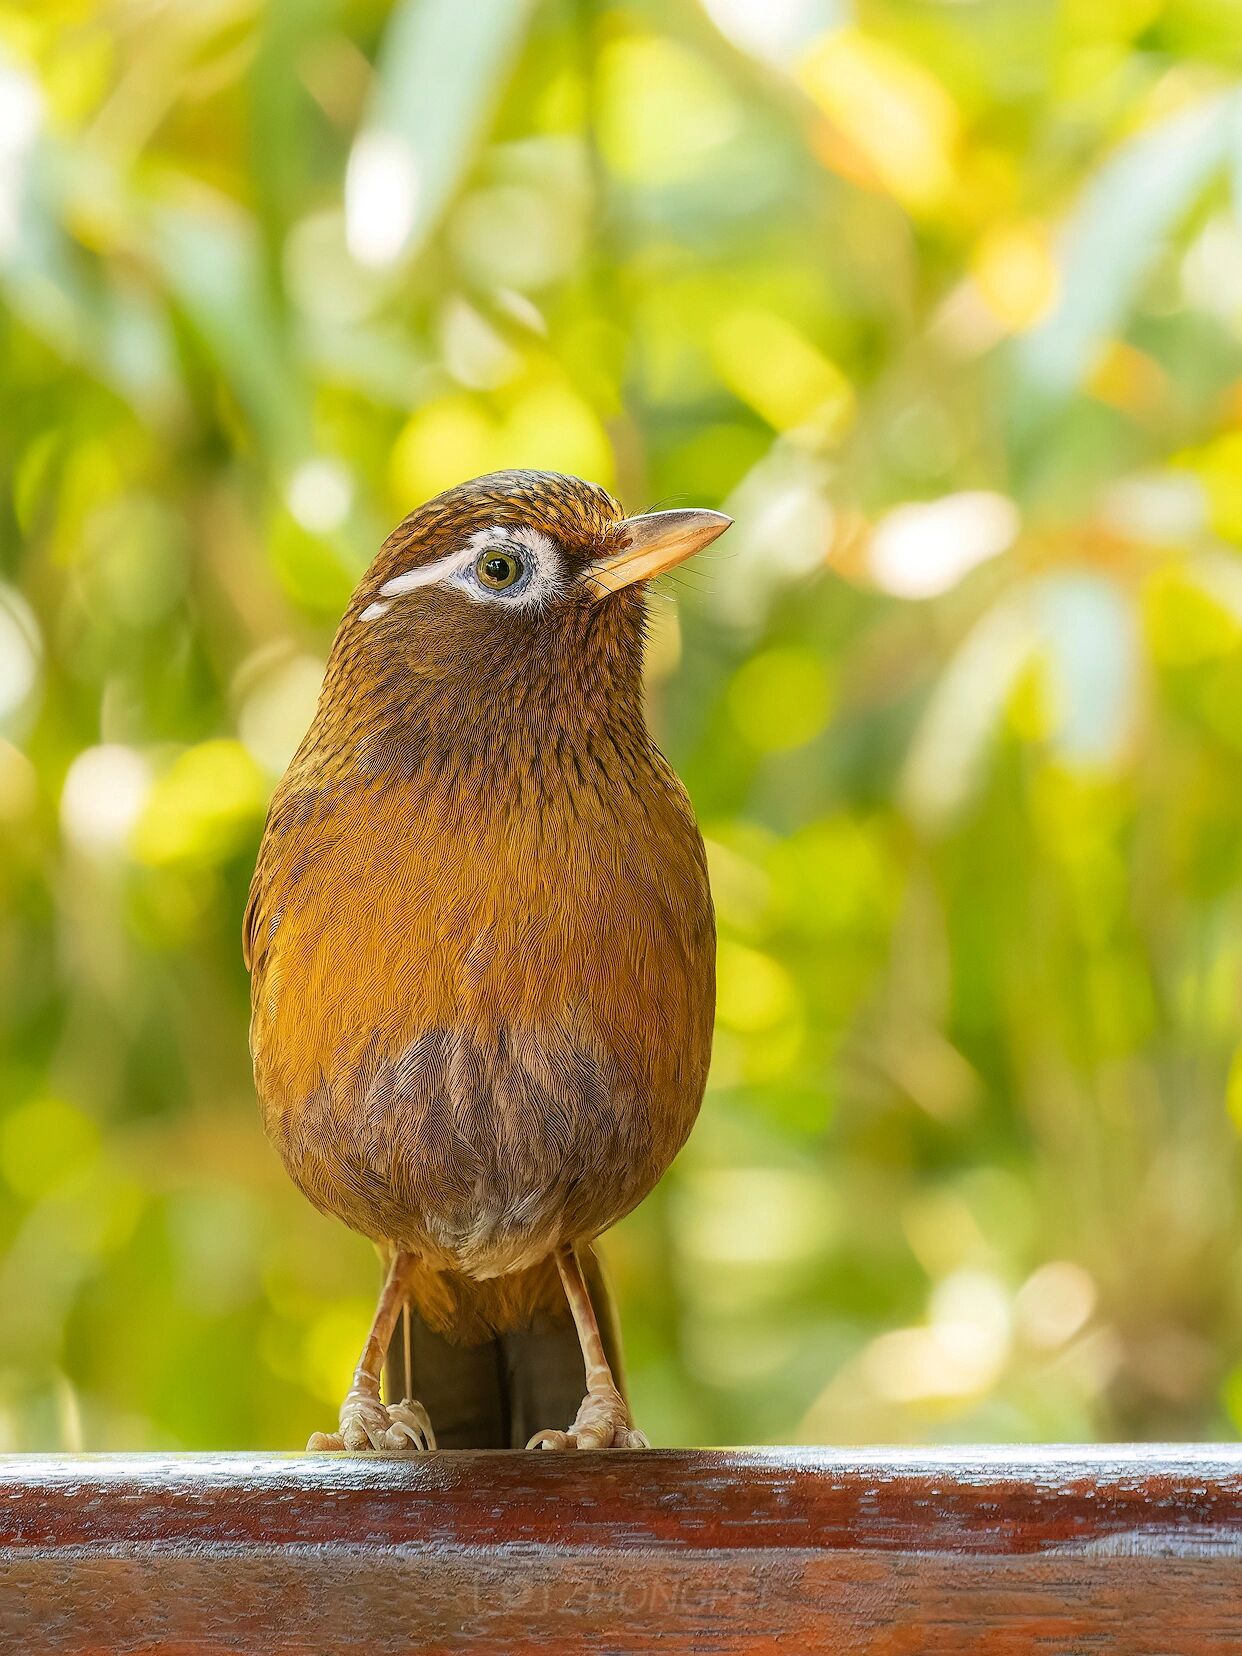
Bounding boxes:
[307,1249,436,1452]
[527,1244,649,1451]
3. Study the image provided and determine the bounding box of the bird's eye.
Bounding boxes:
[476,550,524,591]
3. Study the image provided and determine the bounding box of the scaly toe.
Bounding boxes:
[314,1391,436,1454]
[384,1399,436,1451]
[527,1428,577,1451]
[526,1386,647,1452]
[307,1430,345,1452]
[573,1419,614,1450]
[340,1418,371,1451]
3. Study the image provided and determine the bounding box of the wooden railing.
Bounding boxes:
[3,1447,1241,1652]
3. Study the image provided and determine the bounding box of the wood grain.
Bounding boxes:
[3,1447,1242,1653]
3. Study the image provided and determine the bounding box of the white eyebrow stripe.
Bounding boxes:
[379,544,477,598]
[372,524,565,613]
[359,600,391,621]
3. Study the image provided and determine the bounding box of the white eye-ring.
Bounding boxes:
[362,525,564,619]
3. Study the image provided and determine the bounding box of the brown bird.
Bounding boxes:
[244,469,728,1451]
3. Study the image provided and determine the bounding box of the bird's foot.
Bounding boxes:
[526,1381,649,1451]
[308,1388,436,1453]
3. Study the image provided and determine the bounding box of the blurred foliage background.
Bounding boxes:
[5,0,1242,1452]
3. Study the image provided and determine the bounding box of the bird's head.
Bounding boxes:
[317,470,730,770]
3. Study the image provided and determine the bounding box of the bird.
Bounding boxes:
[244,469,728,1451]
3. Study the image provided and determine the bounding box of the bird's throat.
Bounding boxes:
[298,591,651,796]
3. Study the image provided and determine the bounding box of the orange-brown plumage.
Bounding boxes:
[245,469,724,1449]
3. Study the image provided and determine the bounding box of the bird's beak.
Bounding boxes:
[590,508,732,598]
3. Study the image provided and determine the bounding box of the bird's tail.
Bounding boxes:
[383,1248,626,1449]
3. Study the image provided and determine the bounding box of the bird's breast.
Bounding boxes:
[249,752,714,1268]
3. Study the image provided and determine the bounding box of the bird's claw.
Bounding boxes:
[528,1426,650,1450]
[526,1383,648,1451]
[308,1390,436,1453]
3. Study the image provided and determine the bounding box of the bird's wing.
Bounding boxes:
[242,807,288,974]
[243,787,344,975]
[241,855,265,974]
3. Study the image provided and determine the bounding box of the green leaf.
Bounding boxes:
[149,203,310,461]
[345,0,533,268]
[1018,92,1238,400]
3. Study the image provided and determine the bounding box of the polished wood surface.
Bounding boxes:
[3,1447,1242,1652]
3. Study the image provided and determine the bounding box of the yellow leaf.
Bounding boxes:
[797,28,959,214]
